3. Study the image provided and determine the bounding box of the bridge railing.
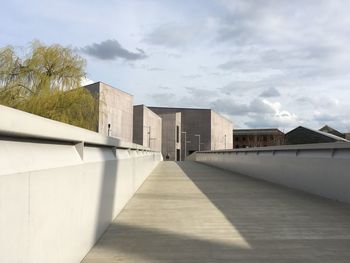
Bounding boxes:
[0,105,162,263]
[192,143,350,203]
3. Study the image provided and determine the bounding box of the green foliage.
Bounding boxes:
[17,88,99,130]
[0,41,98,131]
[0,41,86,94]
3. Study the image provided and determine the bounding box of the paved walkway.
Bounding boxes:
[82,161,350,263]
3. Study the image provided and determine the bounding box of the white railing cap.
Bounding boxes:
[198,142,350,154]
[0,105,150,150]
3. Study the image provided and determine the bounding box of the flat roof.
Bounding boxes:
[234,128,283,135]
[148,106,211,111]
[84,81,134,97]
[148,106,233,123]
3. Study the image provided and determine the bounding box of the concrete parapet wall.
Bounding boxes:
[193,143,350,203]
[0,105,162,263]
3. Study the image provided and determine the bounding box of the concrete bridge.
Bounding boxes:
[1,105,350,263]
[83,161,350,262]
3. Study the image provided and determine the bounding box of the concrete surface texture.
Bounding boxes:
[84,82,134,142]
[133,105,162,151]
[194,143,350,204]
[149,107,233,158]
[0,143,160,263]
[0,105,148,150]
[0,105,162,263]
[82,161,350,262]
[157,112,181,161]
[211,110,233,150]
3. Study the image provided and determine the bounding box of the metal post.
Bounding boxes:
[195,134,201,151]
[108,123,111,136]
[148,126,151,148]
[181,131,187,161]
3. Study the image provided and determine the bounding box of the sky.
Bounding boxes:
[2,0,350,132]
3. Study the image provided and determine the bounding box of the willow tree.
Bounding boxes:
[0,41,98,130]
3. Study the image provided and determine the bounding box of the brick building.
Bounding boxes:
[233,128,284,148]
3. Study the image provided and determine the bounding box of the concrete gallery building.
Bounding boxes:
[157,112,182,161]
[84,82,134,142]
[149,107,233,160]
[133,105,162,151]
[233,128,285,148]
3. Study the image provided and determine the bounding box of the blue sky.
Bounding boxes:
[2,0,350,132]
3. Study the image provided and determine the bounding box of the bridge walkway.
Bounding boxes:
[82,161,350,263]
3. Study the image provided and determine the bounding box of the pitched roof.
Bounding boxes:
[319,125,344,138]
[286,126,349,142]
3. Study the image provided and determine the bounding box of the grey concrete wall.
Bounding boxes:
[84,82,134,142]
[0,105,162,263]
[193,143,350,203]
[158,112,181,161]
[143,106,162,152]
[133,105,162,151]
[133,105,144,146]
[211,111,233,150]
[182,109,211,153]
[149,107,211,158]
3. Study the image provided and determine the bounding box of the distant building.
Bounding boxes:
[157,112,181,161]
[345,133,350,140]
[84,82,133,142]
[285,126,349,145]
[233,128,284,148]
[133,105,162,151]
[319,125,345,138]
[149,107,233,160]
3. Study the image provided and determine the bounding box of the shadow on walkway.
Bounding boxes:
[83,161,350,263]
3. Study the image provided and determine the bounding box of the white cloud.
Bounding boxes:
[4,0,350,132]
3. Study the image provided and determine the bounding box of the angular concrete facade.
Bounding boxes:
[211,111,233,150]
[157,112,181,161]
[149,107,233,160]
[133,105,162,151]
[84,82,133,142]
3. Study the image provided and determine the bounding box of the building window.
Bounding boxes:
[176,126,179,143]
